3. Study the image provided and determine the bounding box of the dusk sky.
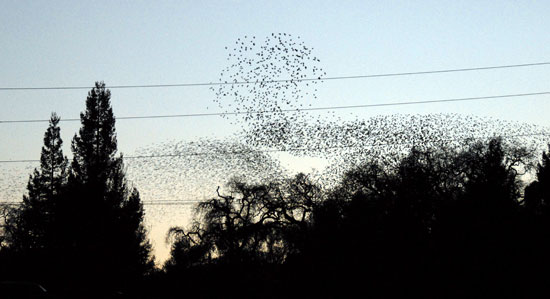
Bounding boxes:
[2,0,550,262]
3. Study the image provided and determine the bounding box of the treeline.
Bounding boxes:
[0,82,153,298]
[2,82,550,298]
[159,138,550,298]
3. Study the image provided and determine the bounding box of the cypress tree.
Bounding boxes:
[67,82,153,290]
[6,113,67,251]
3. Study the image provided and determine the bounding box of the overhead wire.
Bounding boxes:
[1,132,549,205]
[2,61,550,204]
[1,132,548,164]
[0,61,549,91]
[1,90,549,124]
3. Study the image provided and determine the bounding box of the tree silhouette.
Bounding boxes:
[4,113,67,252]
[525,144,550,214]
[0,113,69,288]
[64,81,153,292]
[166,174,320,268]
[163,174,322,297]
[431,138,535,297]
[521,144,550,295]
[1,83,154,296]
[158,137,550,298]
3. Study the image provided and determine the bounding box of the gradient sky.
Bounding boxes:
[2,0,550,262]
[2,0,550,159]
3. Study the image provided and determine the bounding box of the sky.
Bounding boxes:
[1,0,550,263]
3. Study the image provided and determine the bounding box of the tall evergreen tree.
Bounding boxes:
[5,113,67,251]
[70,81,117,186]
[525,145,550,213]
[67,82,153,289]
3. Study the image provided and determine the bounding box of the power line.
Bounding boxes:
[1,132,548,164]
[1,132,549,205]
[1,91,549,124]
[1,132,548,205]
[1,61,549,91]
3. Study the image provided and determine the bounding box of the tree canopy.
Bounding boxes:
[162,138,548,298]
[1,82,153,296]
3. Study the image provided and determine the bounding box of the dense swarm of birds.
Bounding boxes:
[241,113,549,161]
[126,138,285,203]
[2,33,550,260]
[125,110,550,223]
[212,33,325,141]
[0,163,35,204]
[123,137,286,227]
[212,33,550,181]
[310,114,549,181]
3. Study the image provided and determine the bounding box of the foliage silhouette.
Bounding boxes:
[1,82,550,298]
[4,113,67,253]
[525,144,550,213]
[1,113,69,290]
[64,82,153,293]
[521,144,550,295]
[1,82,153,298]
[165,174,320,269]
[163,137,550,298]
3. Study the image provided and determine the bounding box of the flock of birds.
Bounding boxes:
[2,33,550,260]
[212,33,325,129]
[126,138,285,204]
